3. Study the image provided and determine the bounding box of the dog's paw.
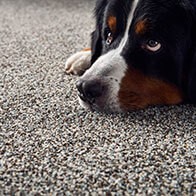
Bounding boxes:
[65,50,91,76]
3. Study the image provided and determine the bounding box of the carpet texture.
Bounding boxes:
[0,0,195,195]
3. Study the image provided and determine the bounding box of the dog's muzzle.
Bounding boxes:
[76,78,104,105]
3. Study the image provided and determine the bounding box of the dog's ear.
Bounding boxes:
[91,29,102,64]
[188,43,196,102]
[90,0,108,64]
[187,8,196,103]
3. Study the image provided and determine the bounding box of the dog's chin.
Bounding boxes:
[78,98,93,111]
[78,97,123,113]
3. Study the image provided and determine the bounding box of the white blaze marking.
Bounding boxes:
[118,0,139,52]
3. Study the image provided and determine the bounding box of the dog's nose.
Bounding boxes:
[76,79,103,103]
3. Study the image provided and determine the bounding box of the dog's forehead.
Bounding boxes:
[103,0,141,33]
[104,0,134,19]
[103,0,147,36]
[104,0,178,22]
[103,0,186,39]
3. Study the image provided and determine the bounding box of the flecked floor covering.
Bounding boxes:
[0,0,195,195]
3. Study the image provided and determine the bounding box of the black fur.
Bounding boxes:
[91,0,196,103]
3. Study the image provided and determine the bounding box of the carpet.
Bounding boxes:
[0,0,195,195]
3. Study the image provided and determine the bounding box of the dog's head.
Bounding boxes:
[77,0,196,112]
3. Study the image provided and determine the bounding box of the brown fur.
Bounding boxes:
[118,67,183,110]
[107,16,117,34]
[82,48,91,51]
[135,19,148,35]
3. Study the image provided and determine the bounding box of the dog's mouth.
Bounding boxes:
[78,94,106,112]
[77,90,123,113]
[78,91,96,106]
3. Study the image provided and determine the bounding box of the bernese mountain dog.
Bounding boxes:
[65,0,196,112]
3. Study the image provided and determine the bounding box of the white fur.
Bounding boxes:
[65,50,91,75]
[118,0,139,52]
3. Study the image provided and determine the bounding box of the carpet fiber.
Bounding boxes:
[0,0,195,195]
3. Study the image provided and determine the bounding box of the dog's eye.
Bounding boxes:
[106,32,113,45]
[145,40,161,52]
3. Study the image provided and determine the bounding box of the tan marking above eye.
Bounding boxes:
[135,19,148,35]
[107,16,117,34]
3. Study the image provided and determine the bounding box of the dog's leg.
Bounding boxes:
[65,49,91,76]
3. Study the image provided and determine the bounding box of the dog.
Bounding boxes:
[65,0,196,112]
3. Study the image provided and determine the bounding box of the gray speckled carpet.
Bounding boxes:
[0,0,196,195]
